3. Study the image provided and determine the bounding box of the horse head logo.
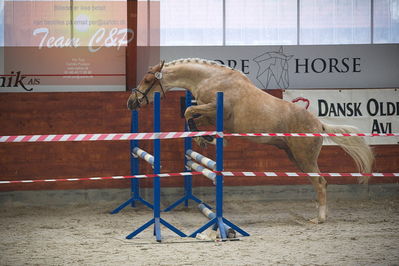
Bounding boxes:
[253,47,293,90]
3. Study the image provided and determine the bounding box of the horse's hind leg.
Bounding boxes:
[308,173,328,224]
[285,137,327,223]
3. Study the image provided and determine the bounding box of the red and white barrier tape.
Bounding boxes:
[223,133,399,137]
[220,171,399,178]
[0,172,202,184]
[0,131,217,143]
[1,132,398,143]
[1,171,397,184]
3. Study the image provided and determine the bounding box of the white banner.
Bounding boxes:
[159,44,399,90]
[283,89,399,145]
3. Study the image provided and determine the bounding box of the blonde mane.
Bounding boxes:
[164,58,247,77]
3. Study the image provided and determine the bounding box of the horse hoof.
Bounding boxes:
[203,135,214,142]
[309,217,325,224]
[200,142,208,149]
[194,136,216,148]
[194,137,208,148]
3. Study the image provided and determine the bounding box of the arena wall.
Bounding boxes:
[0,90,397,191]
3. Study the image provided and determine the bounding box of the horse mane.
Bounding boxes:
[164,58,248,79]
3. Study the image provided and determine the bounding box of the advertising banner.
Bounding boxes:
[1,1,133,92]
[283,89,399,145]
[160,44,399,90]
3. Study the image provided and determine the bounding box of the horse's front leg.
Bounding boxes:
[185,103,217,147]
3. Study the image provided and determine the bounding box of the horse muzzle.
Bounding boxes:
[127,98,140,110]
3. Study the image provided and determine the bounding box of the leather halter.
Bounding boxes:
[132,71,166,108]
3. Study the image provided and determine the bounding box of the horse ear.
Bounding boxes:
[160,60,165,70]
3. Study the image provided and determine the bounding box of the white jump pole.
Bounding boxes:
[186,149,217,170]
[132,147,155,166]
[186,160,216,184]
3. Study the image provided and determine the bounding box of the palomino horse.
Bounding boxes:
[127,58,374,224]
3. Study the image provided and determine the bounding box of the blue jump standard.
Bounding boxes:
[123,93,186,241]
[187,92,249,240]
[163,91,249,240]
[163,90,212,212]
[112,91,248,241]
[110,108,152,214]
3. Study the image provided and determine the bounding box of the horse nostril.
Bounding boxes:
[127,99,139,110]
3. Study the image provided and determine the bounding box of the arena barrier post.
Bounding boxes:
[110,109,153,214]
[183,92,249,240]
[125,92,186,242]
[163,90,212,212]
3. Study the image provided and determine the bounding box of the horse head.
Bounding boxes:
[127,60,166,110]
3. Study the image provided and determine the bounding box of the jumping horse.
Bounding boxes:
[127,58,374,224]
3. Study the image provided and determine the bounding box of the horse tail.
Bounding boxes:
[321,122,374,184]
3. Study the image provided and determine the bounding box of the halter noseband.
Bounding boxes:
[132,70,166,108]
